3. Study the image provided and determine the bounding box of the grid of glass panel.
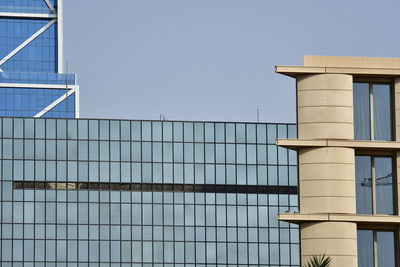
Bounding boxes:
[0,0,78,119]
[0,18,57,73]
[0,88,75,118]
[0,118,299,266]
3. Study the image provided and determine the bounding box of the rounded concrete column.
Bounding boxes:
[301,222,357,267]
[296,74,357,267]
[299,147,355,214]
[297,74,353,140]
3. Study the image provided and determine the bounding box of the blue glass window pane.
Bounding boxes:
[355,156,372,214]
[377,231,395,267]
[373,84,392,140]
[357,230,374,267]
[0,0,51,13]
[375,157,394,214]
[0,88,75,118]
[354,83,371,140]
[1,21,57,72]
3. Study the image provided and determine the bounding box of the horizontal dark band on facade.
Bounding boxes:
[13,181,297,194]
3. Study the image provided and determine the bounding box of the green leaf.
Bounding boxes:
[303,254,332,267]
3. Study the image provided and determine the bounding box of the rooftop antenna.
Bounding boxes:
[257,106,260,123]
[65,61,69,119]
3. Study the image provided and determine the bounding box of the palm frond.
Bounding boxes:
[303,254,332,267]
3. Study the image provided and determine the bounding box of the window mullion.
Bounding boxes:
[372,157,376,215]
[370,83,375,141]
[374,230,378,267]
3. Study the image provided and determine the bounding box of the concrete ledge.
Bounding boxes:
[275,65,400,78]
[278,213,400,225]
[277,139,400,151]
[304,55,400,69]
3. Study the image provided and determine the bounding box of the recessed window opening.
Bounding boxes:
[354,83,393,141]
[355,155,395,215]
[357,229,397,267]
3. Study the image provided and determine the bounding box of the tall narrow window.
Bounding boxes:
[357,230,374,267]
[355,156,394,215]
[357,230,396,267]
[354,83,393,140]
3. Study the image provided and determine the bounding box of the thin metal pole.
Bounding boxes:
[372,157,376,214]
[65,61,68,118]
[257,106,260,123]
[370,84,374,140]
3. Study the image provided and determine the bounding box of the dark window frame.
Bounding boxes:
[357,228,398,267]
[355,154,397,216]
[353,81,395,141]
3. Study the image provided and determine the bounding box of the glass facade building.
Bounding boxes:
[0,117,299,266]
[0,0,79,118]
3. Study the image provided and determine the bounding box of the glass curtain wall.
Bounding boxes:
[0,0,77,118]
[0,118,299,266]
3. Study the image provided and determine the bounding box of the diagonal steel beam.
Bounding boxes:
[34,88,76,118]
[0,19,56,72]
[43,0,55,12]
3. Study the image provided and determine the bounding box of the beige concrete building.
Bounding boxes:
[276,56,400,267]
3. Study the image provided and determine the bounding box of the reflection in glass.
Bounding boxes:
[375,157,394,214]
[355,156,372,214]
[0,118,299,265]
[356,155,394,215]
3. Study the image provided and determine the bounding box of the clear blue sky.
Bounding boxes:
[64,0,400,123]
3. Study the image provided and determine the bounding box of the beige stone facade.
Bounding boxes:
[276,56,400,267]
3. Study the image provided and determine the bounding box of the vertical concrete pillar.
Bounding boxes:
[296,74,357,267]
[299,147,355,214]
[297,74,354,139]
[301,222,358,266]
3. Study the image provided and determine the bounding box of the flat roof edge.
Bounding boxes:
[275,65,400,78]
[304,55,400,69]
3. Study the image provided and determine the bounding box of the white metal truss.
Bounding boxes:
[0,19,56,72]
[0,83,76,89]
[34,85,80,118]
[57,0,64,73]
[0,12,56,18]
[0,2,61,72]
[0,0,63,72]
[43,0,55,12]
[74,80,80,118]
[0,0,80,118]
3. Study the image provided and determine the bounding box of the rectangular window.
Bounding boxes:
[356,156,394,215]
[354,83,393,140]
[357,230,396,267]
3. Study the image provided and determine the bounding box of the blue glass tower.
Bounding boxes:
[0,0,78,118]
